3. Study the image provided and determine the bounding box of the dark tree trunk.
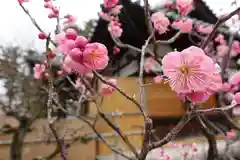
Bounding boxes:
[9,119,32,160]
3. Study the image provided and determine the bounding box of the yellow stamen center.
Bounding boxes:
[91,50,97,58]
[180,66,189,74]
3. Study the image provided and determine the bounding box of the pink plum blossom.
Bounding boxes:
[100,79,117,96]
[44,2,53,9]
[104,0,118,9]
[231,40,240,56]
[233,106,240,116]
[229,72,240,85]
[178,92,211,104]
[65,28,77,40]
[99,12,111,21]
[82,43,109,70]
[108,21,123,38]
[151,12,170,34]
[162,46,221,94]
[75,36,88,48]
[63,14,77,26]
[176,0,193,16]
[171,19,192,33]
[215,34,226,44]
[18,0,29,4]
[33,64,46,80]
[69,48,83,62]
[110,5,123,15]
[153,76,163,84]
[235,92,240,104]
[226,130,237,140]
[113,47,120,55]
[196,25,213,34]
[220,82,231,92]
[62,55,91,74]
[216,44,228,57]
[144,57,154,73]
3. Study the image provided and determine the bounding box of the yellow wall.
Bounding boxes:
[92,77,217,155]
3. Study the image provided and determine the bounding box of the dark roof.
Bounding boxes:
[89,0,219,76]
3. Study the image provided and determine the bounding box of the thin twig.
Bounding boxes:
[143,0,157,56]
[196,102,236,114]
[19,4,57,46]
[148,102,194,150]
[196,115,218,160]
[93,70,147,119]
[201,7,240,49]
[49,123,68,160]
[156,32,181,44]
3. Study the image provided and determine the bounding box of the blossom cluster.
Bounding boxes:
[21,0,117,95]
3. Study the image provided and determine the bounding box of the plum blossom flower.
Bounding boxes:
[229,72,240,86]
[176,0,193,16]
[62,55,91,74]
[233,106,240,116]
[33,64,46,80]
[215,34,226,44]
[216,44,228,57]
[108,21,123,38]
[99,12,111,21]
[220,82,231,92]
[100,79,117,96]
[171,19,192,33]
[18,0,29,4]
[162,46,221,94]
[63,14,77,26]
[144,57,161,73]
[153,76,163,84]
[178,92,211,104]
[75,36,88,48]
[151,12,170,34]
[196,25,213,34]
[110,5,123,15]
[82,43,109,70]
[104,0,118,9]
[235,92,240,104]
[55,30,88,56]
[226,130,237,140]
[231,40,240,56]
[113,47,120,55]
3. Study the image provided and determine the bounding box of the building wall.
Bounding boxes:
[0,119,96,160]
[0,142,96,160]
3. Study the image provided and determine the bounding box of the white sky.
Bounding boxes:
[0,0,238,52]
[0,0,239,94]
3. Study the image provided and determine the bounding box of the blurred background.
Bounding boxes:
[0,0,240,160]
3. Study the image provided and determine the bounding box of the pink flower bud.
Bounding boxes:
[235,92,240,104]
[75,36,88,48]
[38,32,47,40]
[65,28,77,40]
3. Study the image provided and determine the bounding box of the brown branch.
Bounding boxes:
[196,115,218,160]
[139,118,152,160]
[147,102,194,153]
[93,70,147,119]
[99,111,140,159]
[77,115,134,160]
[221,111,240,131]
[201,7,240,49]
[109,32,155,57]
[196,102,236,114]
[49,123,68,160]
[19,4,57,46]
[143,0,157,56]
